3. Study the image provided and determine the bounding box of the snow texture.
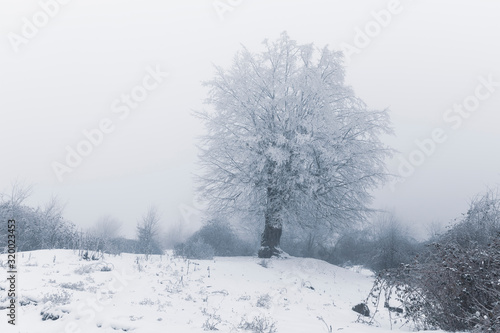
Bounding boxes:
[0,250,452,332]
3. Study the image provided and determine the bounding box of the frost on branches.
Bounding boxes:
[360,190,500,332]
[196,32,392,258]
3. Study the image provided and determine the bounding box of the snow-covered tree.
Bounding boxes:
[0,182,78,251]
[197,32,392,258]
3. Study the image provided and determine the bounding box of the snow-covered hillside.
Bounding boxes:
[1,250,449,333]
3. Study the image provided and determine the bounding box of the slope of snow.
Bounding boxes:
[0,250,451,332]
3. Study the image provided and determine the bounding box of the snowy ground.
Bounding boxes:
[1,250,452,333]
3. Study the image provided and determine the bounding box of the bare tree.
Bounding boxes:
[370,212,416,271]
[7,179,33,207]
[136,206,162,257]
[41,195,68,249]
[197,32,392,258]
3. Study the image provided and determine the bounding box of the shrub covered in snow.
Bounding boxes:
[363,191,500,332]
[175,238,215,260]
[239,315,277,333]
[174,219,253,259]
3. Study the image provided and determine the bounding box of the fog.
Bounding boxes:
[1,0,500,238]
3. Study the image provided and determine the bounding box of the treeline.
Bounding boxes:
[0,195,141,255]
[279,212,421,273]
[0,197,78,251]
[0,183,78,252]
[171,210,421,270]
[173,219,254,259]
[0,182,160,256]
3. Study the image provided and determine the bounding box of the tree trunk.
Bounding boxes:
[258,185,284,258]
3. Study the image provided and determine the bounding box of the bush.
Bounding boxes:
[442,190,500,248]
[175,238,214,260]
[256,293,272,309]
[60,281,85,291]
[174,219,253,258]
[363,192,500,332]
[239,315,277,333]
[367,217,419,272]
[40,307,64,321]
[279,213,418,273]
[280,231,322,258]
[319,229,373,267]
[198,219,253,256]
[81,250,101,261]
[364,237,500,332]
[42,290,72,305]
[100,263,113,271]
[201,308,222,331]
[313,217,418,272]
[0,199,79,252]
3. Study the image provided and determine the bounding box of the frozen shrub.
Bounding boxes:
[41,307,63,321]
[202,314,221,331]
[195,220,243,256]
[256,293,272,309]
[239,315,277,333]
[100,264,113,272]
[81,250,101,261]
[367,215,418,272]
[60,281,85,291]
[442,190,500,248]
[364,238,500,331]
[313,214,418,272]
[201,308,221,331]
[0,185,79,252]
[175,238,214,260]
[42,290,72,305]
[175,219,253,258]
[363,192,500,332]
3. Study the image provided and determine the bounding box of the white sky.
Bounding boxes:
[1,0,499,239]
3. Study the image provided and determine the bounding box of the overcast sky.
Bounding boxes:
[1,0,500,238]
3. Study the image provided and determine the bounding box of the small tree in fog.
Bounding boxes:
[91,215,122,253]
[370,212,417,271]
[197,32,392,258]
[136,206,162,257]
